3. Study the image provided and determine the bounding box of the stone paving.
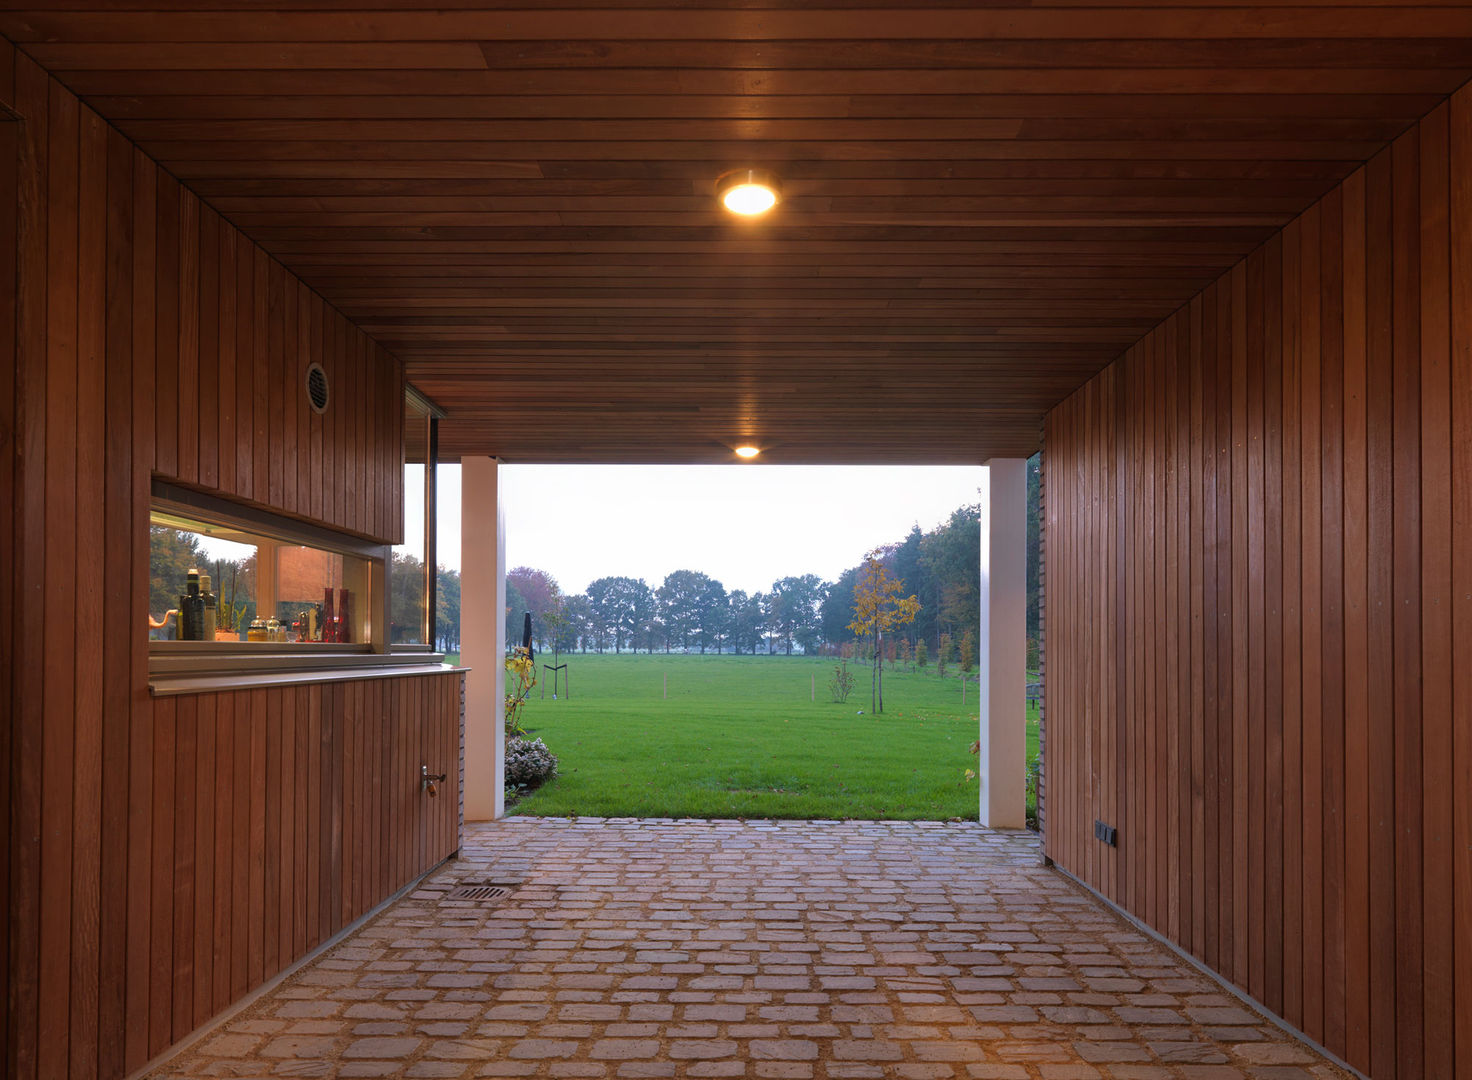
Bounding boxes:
[155,818,1349,1080]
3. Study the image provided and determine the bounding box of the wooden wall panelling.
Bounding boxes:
[234,220,252,503]
[1262,230,1285,1018]
[309,293,323,522]
[211,692,233,1018]
[1389,127,1423,1079]
[0,108,16,1080]
[1365,146,1398,1079]
[217,224,235,494]
[198,202,218,490]
[172,692,197,1044]
[1198,282,1218,971]
[192,694,214,1029]
[4,50,450,1080]
[1186,290,1205,965]
[40,76,79,1080]
[1278,214,1303,1028]
[1216,268,1235,989]
[251,246,268,511]
[266,259,284,510]
[1045,84,1472,1076]
[282,273,296,514]
[262,686,280,985]
[124,138,156,1078]
[229,686,250,1009]
[0,33,12,111]
[1417,100,1455,1080]
[153,169,177,480]
[11,56,47,1080]
[99,129,133,1062]
[75,103,107,1080]
[1318,180,1347,1057]
[176,185,198,487]
[1449,82,1472,1080]
[1297,197,1325,1048]
[1228,257,1248,991]
[1339,161,1369,1073]
[351,317,363,538]
[321,302,335,528]
[1247,244,1266,1002]
[1172,307,1189,952]
[0,112,12,1080]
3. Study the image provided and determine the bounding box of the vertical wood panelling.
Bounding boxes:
[1418,100,1455,1080]
[1044,85,1472,1078]
[3,51,451,1080]
[0,112,15,1080]
[1449,85,1472,1080]
[39,80,78,1080]
[73,106,106,1080]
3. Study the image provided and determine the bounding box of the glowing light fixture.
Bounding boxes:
[734,445,761,459]
[717,169,781,216]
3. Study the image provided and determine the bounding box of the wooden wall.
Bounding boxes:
[1043,87,1472,1078]
[2,41,463,1080]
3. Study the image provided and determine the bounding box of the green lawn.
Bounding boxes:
[501,652,1039,821]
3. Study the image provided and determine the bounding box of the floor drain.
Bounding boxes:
[444,883,514,902]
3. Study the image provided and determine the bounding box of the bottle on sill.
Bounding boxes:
[322,587,336,643]
[200,571,218,639]
[338,588,351,643]
[181,568,204,641]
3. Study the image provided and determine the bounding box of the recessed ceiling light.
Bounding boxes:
[717,169,780,216]
[734,445,761,459]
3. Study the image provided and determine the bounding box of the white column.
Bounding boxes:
[461,456,506,821]
[978,458,1027,828]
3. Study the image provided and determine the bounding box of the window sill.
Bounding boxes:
[149,651,466,696]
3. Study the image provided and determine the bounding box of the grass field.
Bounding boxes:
[499,652,1039,821]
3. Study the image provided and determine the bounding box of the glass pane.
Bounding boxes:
[436,464,461,659]
[149,508,371,645]
[392,392,431,644]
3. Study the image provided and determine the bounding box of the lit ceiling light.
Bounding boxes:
[734,445,761,459]
[717,169,781,216]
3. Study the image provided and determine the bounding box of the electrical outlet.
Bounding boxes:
[1094,820,1118,847]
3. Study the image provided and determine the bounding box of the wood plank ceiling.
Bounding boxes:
[3,3,1470,463]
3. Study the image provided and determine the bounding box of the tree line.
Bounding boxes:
[414,456,1041,659]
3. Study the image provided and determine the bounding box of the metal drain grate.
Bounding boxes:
[444,883,514,902]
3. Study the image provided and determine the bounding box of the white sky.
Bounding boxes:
[404,465,983,595]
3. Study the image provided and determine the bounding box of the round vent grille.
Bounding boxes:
[305,362,329,414]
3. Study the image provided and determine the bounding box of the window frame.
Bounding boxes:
[392,384,445,652]
[147,480,398,680]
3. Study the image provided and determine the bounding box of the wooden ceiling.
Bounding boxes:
[3,4,1470,463]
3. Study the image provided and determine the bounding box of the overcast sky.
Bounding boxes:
[405,465,983,595]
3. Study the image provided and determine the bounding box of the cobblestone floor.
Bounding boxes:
[156,818,1349,1080]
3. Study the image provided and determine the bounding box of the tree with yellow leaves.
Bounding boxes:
[847,550,921,715]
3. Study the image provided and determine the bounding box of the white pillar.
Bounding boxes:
[978,458,1027,828]
[461,456,506,821]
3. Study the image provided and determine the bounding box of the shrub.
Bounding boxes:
[937,632,952,677]
[829,661,856,703]
[504,646,537,737]
[915,639,928,669]
[505,736,559,791]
